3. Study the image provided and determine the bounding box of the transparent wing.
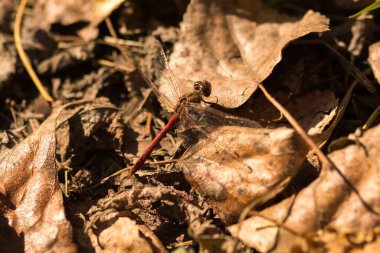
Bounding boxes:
[178,103,262,172]
[139,68,177,112]
[180,103,261,133]
[150,40,183,109]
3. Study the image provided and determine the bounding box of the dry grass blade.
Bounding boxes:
[13,0,54,102]
[363,104,380,130]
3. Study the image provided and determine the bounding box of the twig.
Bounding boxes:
[14,0,54,102]
[105,17,135,72]
[258,84,335,170]
[258,83,379,215]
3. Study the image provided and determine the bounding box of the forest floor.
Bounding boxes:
[1,0,380,252]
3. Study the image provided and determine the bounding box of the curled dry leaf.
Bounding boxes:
[179,126,308,223]
[0,108,76,252]
[228,124,380,252]
[160,0,329,108]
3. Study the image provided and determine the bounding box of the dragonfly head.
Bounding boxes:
[194,80,212,97]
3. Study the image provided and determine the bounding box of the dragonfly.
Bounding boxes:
[126,40,262,178]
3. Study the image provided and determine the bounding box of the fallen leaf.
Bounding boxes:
[285,90,339,135]
[368,41,380,85]
[0,107,76,252]
[249,89,339,134]
[159,0,329,108]
[34,0,125,40]
[52,66,122,101]
[228,123,380,252]
[97,217,155,253]
[179,126,307,223]
[80,184,194,252]
[0,34,16,86]
[0,98,125,252]
[37,42,95,75]
[347,15,374,57]
[0,0,15,32]
[54,98,124,162]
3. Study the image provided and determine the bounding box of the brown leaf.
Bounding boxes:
[249,89,339,134]
[0,108,76,252]
[34,0,125,40]
[0,98,123,252]
[80,185,193,252]
[94,217,155,253]
[37,42,95,75]
[52,66,121,101]
[285,90,339,135]
[228,124,380,252]
[0,34,16,86]
[179,126,307,223]
[54,98,124,162]
[161,0,329,108]
[368,41,380,85]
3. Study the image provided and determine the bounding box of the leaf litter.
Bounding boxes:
[1,0,380,252]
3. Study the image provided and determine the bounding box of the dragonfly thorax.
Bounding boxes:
[174,80,212,115]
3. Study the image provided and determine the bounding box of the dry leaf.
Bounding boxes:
[228,124,380,252]
[160,0,329,108]
[96,217,155,253]
[0,34,16,86]
[35,0,125,40]
[52,66,121,101]
[285,90,339,135]
[249,89,339,134]
[0,98,124,252]
[54,98,124,162]
[368,41,380,84]
[0,108,76,252]
[179,126,307,223]
[37,42,95,75]
[80,185,193,252]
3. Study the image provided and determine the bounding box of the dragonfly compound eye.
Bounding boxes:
[194,80,212,97]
